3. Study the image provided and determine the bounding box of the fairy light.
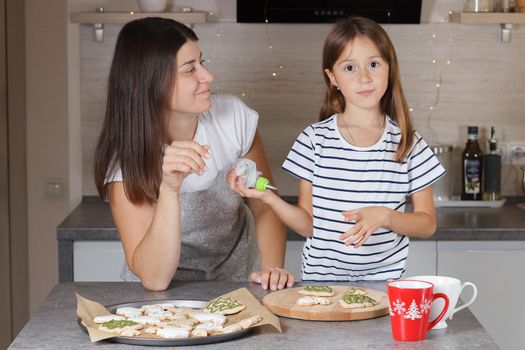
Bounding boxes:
[130,11,134,15]
[199,5,288,100]
[407,9,456,145]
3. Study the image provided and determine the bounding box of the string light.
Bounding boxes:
[412,9,457,145]
[130,11,134,15]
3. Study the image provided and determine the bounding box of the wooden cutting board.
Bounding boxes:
[262,285,389,321]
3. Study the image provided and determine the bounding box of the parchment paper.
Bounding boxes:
[76,287,281,343]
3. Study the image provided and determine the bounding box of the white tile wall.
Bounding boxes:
[80,21,525,197]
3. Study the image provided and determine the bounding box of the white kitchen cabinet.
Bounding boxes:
[73,241,125,282]
[403,241,437,277]
[284,240,304,280]
[75,240,307,282]
[438,241,525,350]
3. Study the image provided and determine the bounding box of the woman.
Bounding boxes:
[94,17,294,291]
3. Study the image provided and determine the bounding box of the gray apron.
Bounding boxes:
[121,171,258,282]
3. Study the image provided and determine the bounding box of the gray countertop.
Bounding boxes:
[8,281,498,349]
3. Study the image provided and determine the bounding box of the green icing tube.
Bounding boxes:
[235,159,277,192]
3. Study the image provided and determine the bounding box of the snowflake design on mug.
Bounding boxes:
[420,299,432,314]
[391,299,406,315]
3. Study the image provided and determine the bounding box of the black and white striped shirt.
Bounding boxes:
[282,114,445,282]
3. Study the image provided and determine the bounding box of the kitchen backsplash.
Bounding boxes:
[80,21,525,197]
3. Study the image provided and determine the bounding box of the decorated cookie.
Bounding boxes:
[299,285,335,297]
[116,307,143,318]
[93,314,126,324]
[190,312,226,326]
[127,315,162,325]
[204,297,246,315]
[98,319,140,334]
[339,294,377,309]
[296,296,331,306]
[156,326,190,339]
[345,287,367,295]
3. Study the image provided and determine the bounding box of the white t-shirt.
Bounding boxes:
[105,94,259,192]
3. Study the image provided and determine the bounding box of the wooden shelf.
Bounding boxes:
[70,11,207,24]
[450,11,525,24]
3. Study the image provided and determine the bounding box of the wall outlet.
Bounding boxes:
[500,141,525,165]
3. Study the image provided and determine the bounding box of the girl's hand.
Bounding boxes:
[226,169,274,203]
[340,206,392,248]
[250,267,295,290]
[161,141,209,193]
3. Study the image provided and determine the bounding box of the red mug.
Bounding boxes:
[387,280,449,341]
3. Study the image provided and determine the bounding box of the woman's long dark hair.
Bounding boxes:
[319,17,414,162]
[94,17,198,204]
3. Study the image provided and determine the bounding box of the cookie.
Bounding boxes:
[296,296,331,306]
[127,315,161,325]
[93,314,126,324]
[339,294,377,309]
[116,307,142,318]
[156,326,190,339]
[345,287,367,295]
[98,320,141,334]
[299,285,335,297]
[190,312,226,326]
[204,297,246,315]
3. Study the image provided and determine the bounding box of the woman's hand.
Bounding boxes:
[250,267,295,290]
[161,141,209,193]
[340,206,392,248]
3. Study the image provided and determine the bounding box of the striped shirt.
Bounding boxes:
[282,114,445,282]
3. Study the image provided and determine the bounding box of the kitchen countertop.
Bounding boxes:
[56,196,525,282]
[8,281,498,349]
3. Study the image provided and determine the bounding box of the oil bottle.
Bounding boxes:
[461,126,483,200]
[483,127,501,201]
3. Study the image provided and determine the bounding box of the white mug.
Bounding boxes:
[406,275,477,329]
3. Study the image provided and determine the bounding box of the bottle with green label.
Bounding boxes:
[461,126,483,200]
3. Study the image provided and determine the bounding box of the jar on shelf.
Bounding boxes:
[464,0,495,12]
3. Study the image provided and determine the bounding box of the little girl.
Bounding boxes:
[229,16,445,282]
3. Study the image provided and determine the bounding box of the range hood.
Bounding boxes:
[237,0,422,24]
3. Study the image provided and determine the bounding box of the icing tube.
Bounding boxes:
[234,159,277,191]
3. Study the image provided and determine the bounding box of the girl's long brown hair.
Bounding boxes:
[94,18,198,204]
[319,17,413,162]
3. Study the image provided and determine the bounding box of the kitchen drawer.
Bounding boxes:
[438,241,525,350]
[73,241,125,282]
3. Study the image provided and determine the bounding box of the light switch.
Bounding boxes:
[45,180,65,200]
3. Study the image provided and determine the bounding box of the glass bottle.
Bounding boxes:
[461,126,483,200]
[483,127,501,201]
